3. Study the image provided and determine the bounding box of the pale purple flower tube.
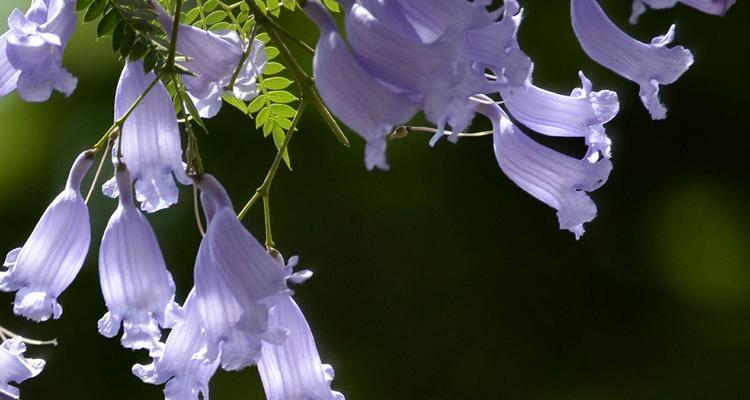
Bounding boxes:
[303,0,419,171]
[630,0,735,23]
[133,290,219,400]
[98,165,181,351]
[152,1,266,118]
[0,151,93,321]
[571,0,693,120]
[0,338,45,400]
[479,101,612,239]
[193,174,288,371]
[103,61,191,213]
[500,71,619,161]
[259,294,344,400]
[0,0,77,102]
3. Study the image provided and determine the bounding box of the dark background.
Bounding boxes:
[1,1,749,399]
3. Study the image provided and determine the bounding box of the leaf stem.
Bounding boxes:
[237,99,307,222]
[245,0,349,147]
[0,326,58,347]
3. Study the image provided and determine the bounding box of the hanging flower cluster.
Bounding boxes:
[0,0,735,398]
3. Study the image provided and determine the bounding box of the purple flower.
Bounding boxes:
[152,1,266,118]
[133,290,219,400]
[0,151,93,321]
[98,164,182,351]
[192,174,288,370]
[303,0,420,170]
[103,61,191,213]
[0,0,77,102]
[0,338,45,400]
[630,0,736,23]
[478,101,612,239]
[259,294,344,400]
[500,71,619,161]
[571,0,693,120]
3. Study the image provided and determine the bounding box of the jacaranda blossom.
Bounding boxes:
[0,151,93,321]
[259,294,344,400]
[0,0,77,102]
[478,100,612,239]
[500,71,619,162]
[98,164,181,351]
[0,338,45,400]
[571,0,693,120]
[304,0,419,170]
[152,0,266,118]
[133,290,219,400]
[193,174,288,371]
[630,0,736,23]
[103,60,191,213]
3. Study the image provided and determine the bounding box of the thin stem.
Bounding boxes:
[266,17,315,55]
[0,326,58,347]
[388,125,494,141]
[195,0,208,29]
[262,195,273,247]
[245,0,350,147]
[227,23,258,92]
[237,100,307,220]
[166,0,183,68]
[85,139,113,204]
[193,182,206,237]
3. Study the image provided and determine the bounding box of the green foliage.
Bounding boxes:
[78,0,170,71]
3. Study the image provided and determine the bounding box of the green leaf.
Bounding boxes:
[322,0,340,12]
[247,95,267,114]
[261,76,292,90]
[263,120,274,137]
[210,21,233,31]
[267,0,281,16]
[269,104,297,118]
[266,90,298,104]
[97,9,120,37]
[118,28,136,57]
[77,0,96,12]
[222,93,248,114]
[202,0,219,12]
[143,49,159,72]
[204,10,226,25]
[256,107,271,129]
[265,46,280,60]
[263,62,285,75]
[111,21,125,52]
[272,125,292,169]
[256,32,271,44]
[129,37,149,60]
[184,8,201,24]
[84,0,108,22]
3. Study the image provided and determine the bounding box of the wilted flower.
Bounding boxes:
[98,164,181,351]
[259,294,344,400]
[0,0,77,102]
[478,100,612,238]
[0,338,45,400]
[133,290,219,400]
[630,0,736,23]
[193,174,288,370]
[571,0,693,120]
[152,0,266,118]
[103,60,191,213]
[0,151,93,321]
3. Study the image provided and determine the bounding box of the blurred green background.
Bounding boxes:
[1,1,749,399]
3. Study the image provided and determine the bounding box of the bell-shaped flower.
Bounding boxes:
[98,164,181,351]
[303,0,419,170]
[339,0,532,145]
[500,71,619,161]
[571,0,693,120]
[0,151,93,321]
[192,174,289,371]
[259,294,344,400]
[103,60,191,213]
[478,101,612,239]
[151,1,266,118]
[0,338,45,400]
[0,0,77,102]
[133,290,220,400]
[630,0,735,23]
